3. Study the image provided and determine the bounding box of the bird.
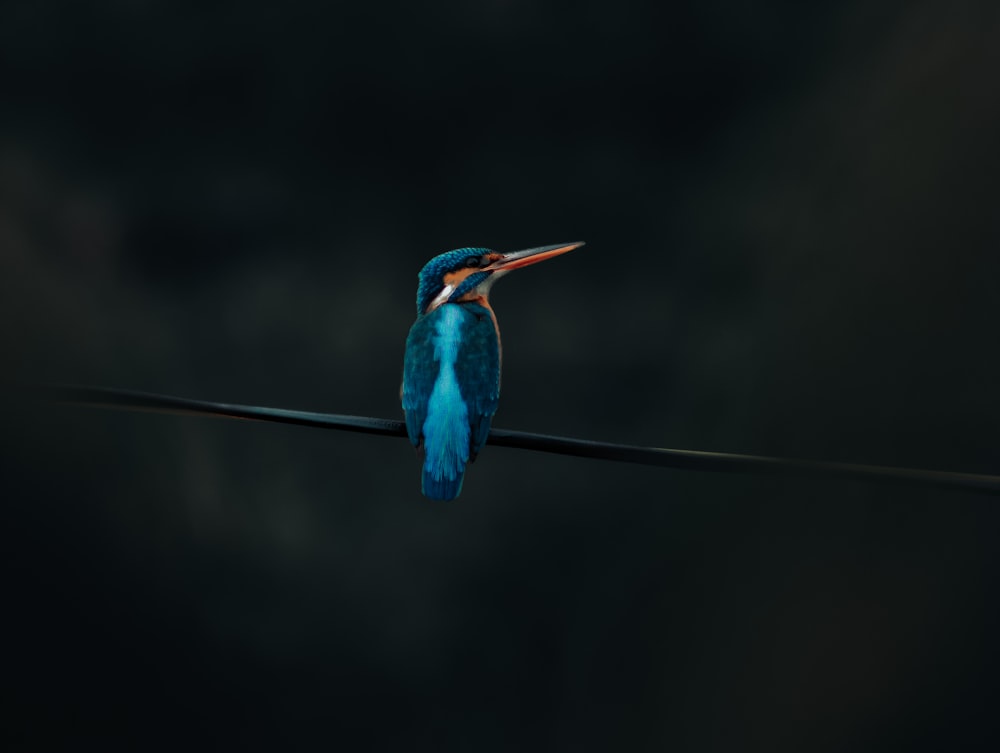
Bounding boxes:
[401,241,584,500]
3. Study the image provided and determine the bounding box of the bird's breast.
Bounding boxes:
[453,294,501,351]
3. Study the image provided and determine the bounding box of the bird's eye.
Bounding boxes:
[466,256,482,268]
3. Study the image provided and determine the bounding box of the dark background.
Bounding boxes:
[3,1,999,750]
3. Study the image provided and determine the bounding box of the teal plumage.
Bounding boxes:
[401,242,583,500]
[403,302,499,499]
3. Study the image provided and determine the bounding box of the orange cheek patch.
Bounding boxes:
[442,268,477,288]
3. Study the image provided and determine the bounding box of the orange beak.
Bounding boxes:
[482,241,585,273]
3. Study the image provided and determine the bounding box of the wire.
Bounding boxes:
[38,384,1000,496]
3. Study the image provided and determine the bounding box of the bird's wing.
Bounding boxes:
[401,313,439,448]
[455,305,501,460]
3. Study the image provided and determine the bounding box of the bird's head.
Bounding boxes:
[414,241,584,315]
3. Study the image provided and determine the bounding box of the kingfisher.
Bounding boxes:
[401,241,584,500]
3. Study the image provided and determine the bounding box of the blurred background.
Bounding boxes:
[3,0,999,750]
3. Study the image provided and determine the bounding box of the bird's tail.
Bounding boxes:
[421,466,466,501]
[419,378,471,500]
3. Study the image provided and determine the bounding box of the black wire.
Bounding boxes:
[43,384,409,437]
[38,384,1000,496]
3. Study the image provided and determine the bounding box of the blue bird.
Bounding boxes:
[402,241,584,500]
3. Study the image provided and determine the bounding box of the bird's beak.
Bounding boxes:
[483,241,585,274]
[425,241,584,313]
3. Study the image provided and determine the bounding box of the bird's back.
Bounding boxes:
[402,302,500,500]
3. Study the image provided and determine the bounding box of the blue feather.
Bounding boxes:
[420,305,470,500]
[402,302,500,500]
